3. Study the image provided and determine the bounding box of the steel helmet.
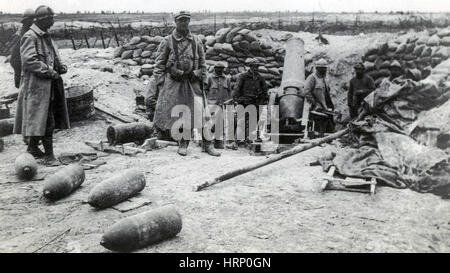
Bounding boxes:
[21,9,35,21]
[35,5,56,20]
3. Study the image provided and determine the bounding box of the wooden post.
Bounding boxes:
[70,35,77,50]
[84,34,90,48]
[100,30,106,48]
[193,128,350,191]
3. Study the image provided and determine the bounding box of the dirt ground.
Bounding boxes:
[0,31,449,253]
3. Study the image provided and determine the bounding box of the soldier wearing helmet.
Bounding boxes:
[14,5,70,166]
[303,58,335,134]
[9,9,35,88]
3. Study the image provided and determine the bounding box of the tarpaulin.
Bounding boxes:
[323,62,450,198]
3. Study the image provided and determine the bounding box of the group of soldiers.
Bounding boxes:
[10,8,409,161]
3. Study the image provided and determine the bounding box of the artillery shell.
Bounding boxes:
[43,164,85,200]
[88,169,146,209]
[101,205,182,251]
[106,122,153,145]
[0,138,4,152]
[0,118,14,137]
[14,153,37,180]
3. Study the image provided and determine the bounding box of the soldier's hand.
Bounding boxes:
[170,67,184,77]
[48,69,60,80]
[59,65,68,75]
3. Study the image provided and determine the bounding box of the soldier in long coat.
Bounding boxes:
[13,6,70,165]
[151,11,220,157]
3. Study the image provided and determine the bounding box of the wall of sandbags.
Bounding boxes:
[113,27,292,88]
[113,35,165,66]
[203,27,286,88]
[362,27,450,86]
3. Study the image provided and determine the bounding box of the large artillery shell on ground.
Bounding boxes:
[100,205,182,251]
[88,169,146,208]
[43,164,85,200]
[0,118,14,137]
[0,138,4,152]
[106,122,153,145]
[14,153,38,180]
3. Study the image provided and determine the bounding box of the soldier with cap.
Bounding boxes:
[303,58,335,134]
[14,5,70,165]
[205,62,233,149]
[347,62,375,119]
[150,11,220,157]
[232,58,268,145]
[9,9,35,89]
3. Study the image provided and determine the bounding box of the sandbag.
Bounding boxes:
[227,57,239,63]
[225,27,243,43]
[437,28,450,38]
[420,47,432,57]
[407,36,419,44]
[121,50,133,59]
[416,36,429,45]
[403,54,417,61]
[123,44,137,51]
[231,34,244,43]
[379,60,391,69]
[365,44,379,56]
[113,47,124,58]
[132,49,142,58]
[413,45,426,56]
[395,43,407,54]
[363,61,375,72]
[215,28,231,44]
[213,43,234,53]
[441,37,450,47]
[367,69,391,80]
[404,43,415,54]
[205,35,216,47]
[238,40,251,51]
[135,42,148,50]
[249,41,262,51]
[243,33,257,43]
[237,29,251,35]
[378,42,389,55]
[387,42,398,52]
[141,51,152,58]
[129,37,141,45]
[144,44,157,52]
[365,54,377,62]
[427,35,441,46]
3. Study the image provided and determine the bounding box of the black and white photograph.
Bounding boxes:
[0,0,449,258]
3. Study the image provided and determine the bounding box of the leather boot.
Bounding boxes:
[202,141,221,157]
[177,140,189,156]
[214,139,225,149]
[42,137,60,166]
[27,137,45,158]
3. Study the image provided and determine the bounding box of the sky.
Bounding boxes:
[1,0,450,13]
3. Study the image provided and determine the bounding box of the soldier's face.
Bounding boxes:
[38,16,55,30]
[355,67,364,77]
[214,67,224,75]
[175,17,190,32]
[316,67,327,76]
